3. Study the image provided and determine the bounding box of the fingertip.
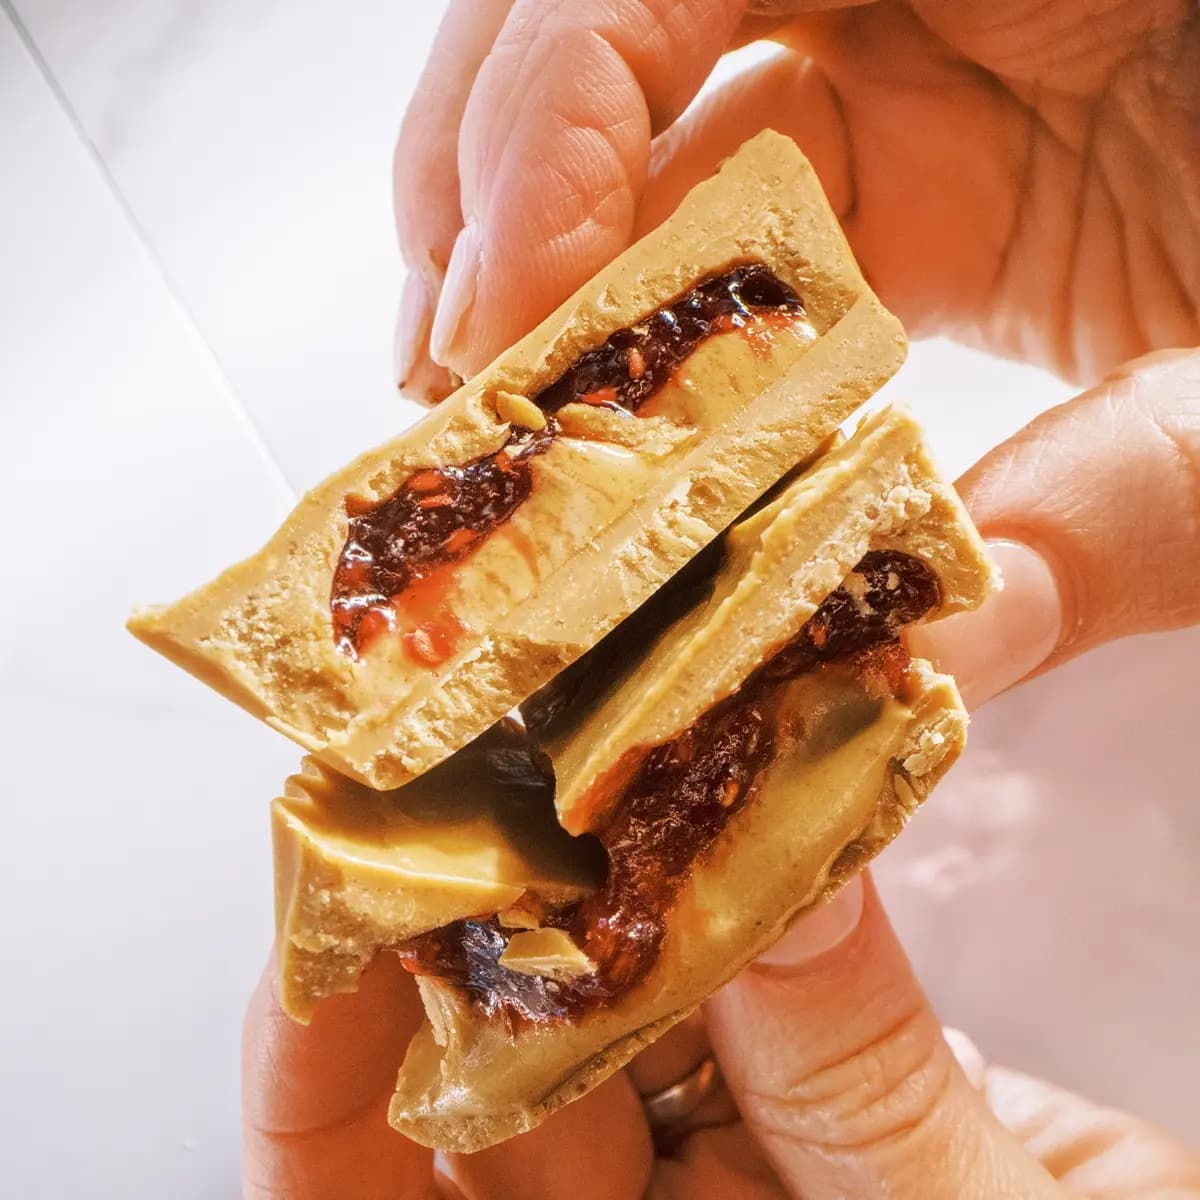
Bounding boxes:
[907,539,1063,710]
[751,874,865,969]
[395,272,461,404]
[243,950,424,1137]
[429,220,482,372]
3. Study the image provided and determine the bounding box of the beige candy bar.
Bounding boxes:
[129,130,906,791]
[542,402,995,834]
[387,406,992,1151]
[272,723,602,1022]
[392,664,966,1152]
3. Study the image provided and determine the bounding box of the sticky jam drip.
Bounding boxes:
[396,550,940,1025]
[330,264,808,658]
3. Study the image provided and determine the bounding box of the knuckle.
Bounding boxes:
[742,1005,957,1155]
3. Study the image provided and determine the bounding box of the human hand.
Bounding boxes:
[242,879,1200,1199]
[242,4,1200,1196]
[392,0,1199,401]
[242,350,1200,1199]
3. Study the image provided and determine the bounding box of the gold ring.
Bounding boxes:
[640,1055,723,1132]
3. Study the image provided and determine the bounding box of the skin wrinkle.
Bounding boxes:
[546,70,648,199]
[730,944,956,1153]
[537,122,639,229]
[1061,87,1103,380]
[1131,214,1199,348]
[747,1052,958,1159]
[820,7,1036,336]
[527,142,640,265]
[1080,128,1148,375]
[981,96,1041,328]
[561,0,746,131]
[244,1032,404,1145]
[1012,81,1190,369]
[1042,1123,1147,1183]
[1101,39,1200,342]
[914,0,1181,90]
[636,0,711,125]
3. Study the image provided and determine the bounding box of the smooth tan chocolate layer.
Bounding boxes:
[331,265,811,659]
[535,404,994,835]
[385,406,992,1150]
[265,403,993,1150]
[129,131,907,791]
[395,551,937,1025]
[272,722,603,1022]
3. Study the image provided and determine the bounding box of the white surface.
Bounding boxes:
[13,0,435,488]
[0,2,1195,1197]
[0,10,296,1199]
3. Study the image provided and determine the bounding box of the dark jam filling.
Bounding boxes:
[330,264,807,658]
[395,550,940,1026]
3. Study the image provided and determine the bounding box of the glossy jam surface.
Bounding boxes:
[330,264,807,659]
[331,432,551,657]
[531,263,805,413]
[397,551,939,1025]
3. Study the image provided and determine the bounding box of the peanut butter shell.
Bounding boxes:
[272,723,602,1022]
[542,402,995,833]
[129,130,906,791]
[390,663,967,1152]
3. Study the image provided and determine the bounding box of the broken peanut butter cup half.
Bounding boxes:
[273,404,995,1152]
[129,131,907,791]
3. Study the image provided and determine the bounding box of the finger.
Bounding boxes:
[428,0,750,380]
[644,4,1199,379]
[649,1124,791,1199]
[444,1072,653,1200]
[629,1013,740,1146]
[705,874,1065,1199]
[941,1027,987,1091]
[633,46,855,239]
[626,1010,711,1095]
[908,348,1200,708]
[393,0,515,402]
[636,3,1030,338]
[242,952,439,1200]
[984,1065,1200,1194]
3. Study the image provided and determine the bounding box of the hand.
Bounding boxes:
[243,3,1200,1196]
[242,358,1200,1200]
[392,0,1199,401]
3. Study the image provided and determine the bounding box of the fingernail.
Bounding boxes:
[429,220,481,369]
[394,271,435,386]
[756,875,864,968]
[942,1026,988,1090]
[907,539,1063,710]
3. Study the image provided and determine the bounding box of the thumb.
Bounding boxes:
[705,875,1065,1199]
[428,0,748,379]
[908,348,1200,708]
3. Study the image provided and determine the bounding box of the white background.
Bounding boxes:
[0,3,1195,1197]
